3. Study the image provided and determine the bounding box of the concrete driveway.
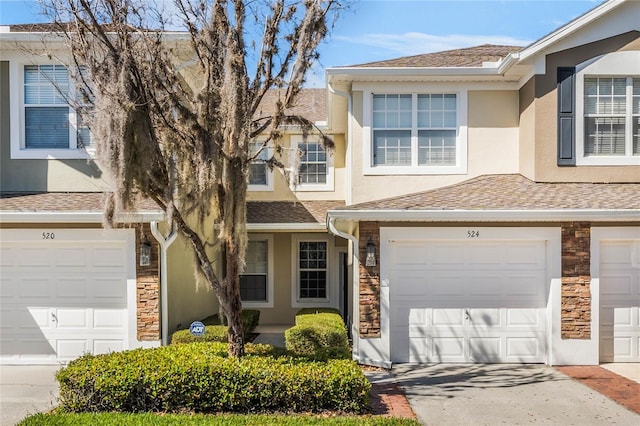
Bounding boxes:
[0,366,59,426]
[392,364,640,426]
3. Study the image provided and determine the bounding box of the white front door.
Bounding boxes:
[389,237,548,363]
[599,240,640,362]
[1,239,129,364]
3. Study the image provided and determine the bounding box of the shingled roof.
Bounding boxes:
[349,44,522,68]
[255,88,327,123]
[247,200,344,224]
[0,192,160,212]
[337,175,640,211]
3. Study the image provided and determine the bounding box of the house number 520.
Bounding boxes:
[467,230,480,238]
[42,232,55,240]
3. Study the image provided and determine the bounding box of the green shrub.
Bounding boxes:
[171,325,228,344]
[201,309,260,334]
[171,309,260,344]
[285,309,350,361]
[55,342,369,414]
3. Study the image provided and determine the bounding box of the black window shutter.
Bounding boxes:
[557,67,576,166]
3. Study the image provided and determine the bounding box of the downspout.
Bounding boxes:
[150,221,178,346]
[328,83,353,205]
[327,216,360,361]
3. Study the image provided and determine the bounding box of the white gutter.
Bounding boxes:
[327,216,360,361]
[327,209,640,222]
[328,83,353,205]
[0,211,164,223]
[150,221,178,346]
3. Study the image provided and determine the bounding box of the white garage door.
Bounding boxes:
[390,239,547,363]
[1,239,129,364]
[600,240,640,363]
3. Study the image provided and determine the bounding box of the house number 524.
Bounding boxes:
[42,232,55,240]
[467,230,480,238]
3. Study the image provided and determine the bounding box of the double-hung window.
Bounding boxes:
[240,235,273,307]
[369,92,463,174]
[248,140,273,191]
[14,64,93,158]
[584,77,639,157]
[291,135,334,191]
[297,241,327,300]
[575,51,640,166]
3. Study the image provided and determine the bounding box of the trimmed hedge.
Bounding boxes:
[55,342,369,414]
[171,309,260,344]
[285,309,350,361]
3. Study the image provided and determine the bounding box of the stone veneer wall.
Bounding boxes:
[135,223,161,341]
[561,222,591,339]
[359,221,381,338]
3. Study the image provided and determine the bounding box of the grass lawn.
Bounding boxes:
[19,412,420,425]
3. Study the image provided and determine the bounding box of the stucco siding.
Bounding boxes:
[350,89,520,204]
[532,31,640,182]
[0,61,113,192]
[519,77,536,180]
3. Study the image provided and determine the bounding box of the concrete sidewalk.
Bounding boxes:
[0,366,59,426]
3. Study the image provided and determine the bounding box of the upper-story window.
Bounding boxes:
[361,87,467,175]
[575,51,640,166]
[584,77,639,158]
[291,135,334,191]
[373,93,456,167]
[10,62,93,159]
[248,140,273,191]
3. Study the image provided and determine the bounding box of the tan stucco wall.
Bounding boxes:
[0,61,113,193]
[350,90,520,204]
[246,133,346,202]
[532,31,640,182]
[519,78,537,180]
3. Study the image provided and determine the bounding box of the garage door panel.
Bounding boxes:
[599,240,640,362]
[54,248,89,267]
[93,310,126,328]
[390,238,547,363]
[432,309,465,326]
[469,337,500,361]
[506,309,541,327]
[92,246,127,267]
[1,238,129,365]
[469,277,502,296]
[94,340,124,354]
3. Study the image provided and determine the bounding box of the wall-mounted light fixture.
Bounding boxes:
[139,235,151,266]
[365,238,377,267]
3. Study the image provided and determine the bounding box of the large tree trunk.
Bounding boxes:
[224,243,245,357]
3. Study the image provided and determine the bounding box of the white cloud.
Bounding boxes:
[335,32,533,58]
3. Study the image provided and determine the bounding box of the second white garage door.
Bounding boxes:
[599,240,640,362]
[388,234,548,363]
[0,236,129,365]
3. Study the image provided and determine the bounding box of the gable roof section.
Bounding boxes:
[350,44,522,68]
[247,200,344,224]
[329,175,640,222]
[0,192,163,223]
[255,88,327,124]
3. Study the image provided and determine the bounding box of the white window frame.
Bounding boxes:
[575,51,640,166]
[359,83,468,175]
[7,54,93,160]
[290,135,334,192]
[240,234,274,308]
[247,138,274,192]
[291,234,334,308]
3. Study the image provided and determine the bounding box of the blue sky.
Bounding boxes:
[0,0,603,86]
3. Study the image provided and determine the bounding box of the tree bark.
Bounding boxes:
[224,242,245,357]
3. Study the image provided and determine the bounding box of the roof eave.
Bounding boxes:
[327,209,640,223]
[0,211,165,224]
[246,223,327,231]
[516,0,624,63]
